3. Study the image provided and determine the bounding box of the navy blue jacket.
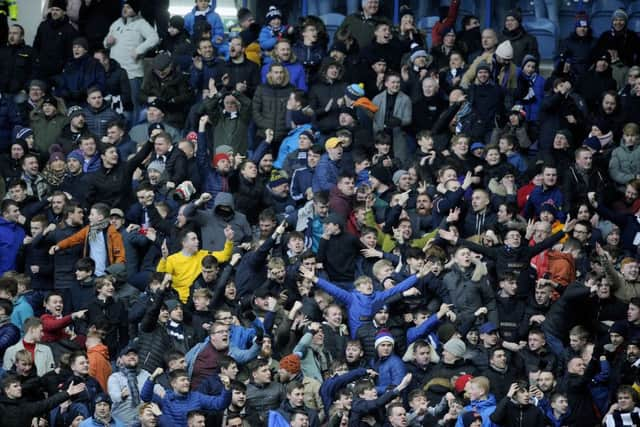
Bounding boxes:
[56,54,105,104]
[141,378,231,427]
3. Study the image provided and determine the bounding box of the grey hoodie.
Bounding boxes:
[184,192,252,251]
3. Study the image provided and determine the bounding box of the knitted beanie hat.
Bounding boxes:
[279,354,301,374]
[374,329,395,348]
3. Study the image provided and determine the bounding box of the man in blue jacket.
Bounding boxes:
[141,367,231,427]
[523,165,566,221]
[0,200,25,275]
[183,0,226,57]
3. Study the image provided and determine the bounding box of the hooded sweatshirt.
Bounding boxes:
[87,343,111,391]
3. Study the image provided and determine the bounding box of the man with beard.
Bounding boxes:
[208,381,249,427]
[221,36,260,97]
[188,321,259,390]
[61,152,88,203]
[345,340,366,370]
[82,87,120,139]
[57,106,89,154]
[108,345,159,425]
[253,63,295,143]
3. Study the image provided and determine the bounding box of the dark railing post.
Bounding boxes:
[485,0,492,28]
[394,0,400,24]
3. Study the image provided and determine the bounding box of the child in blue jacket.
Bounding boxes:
[258,6,292,53]
[299,264,431,339]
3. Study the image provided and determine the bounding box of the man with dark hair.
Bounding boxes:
[0,373,86,427]
[0,298,19,359]
[0,199,25,275]
[0,24,34,96]
[50,202,125,277]
[141,367,231,427]
[105,120,136,160]
[246,358,286,424]
[85,137,153,209]
[56,38,105,104]
[33,2,79,81]
[82,87,120,138]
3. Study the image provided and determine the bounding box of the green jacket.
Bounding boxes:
[29,110,67,153]
[200,91,252,155]
[364,209,439,252]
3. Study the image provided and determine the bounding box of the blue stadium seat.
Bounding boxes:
[417,16,440,48]
[523,17,558,59]
[320,13,345,46]
[590,0,626,36]
[454,0,477,30]
[558,2,592,38]
[628,0,640,29]
[518,0,536,18]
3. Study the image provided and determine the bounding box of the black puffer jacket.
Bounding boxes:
[0,390,71,427]
[559,31,596,77]
[0,42,34,94]
[308,65,347,133]
[33,14,79,79]
[103,59,133,111]
[86,140,153,209]
[78,0,121,51]
[490,396,550,427]
[86,296,129,361]
[137,294,174,373]
[230,173,267,225]
[139,67,193,129]
[32,223,83,289]
[252,80,295,141]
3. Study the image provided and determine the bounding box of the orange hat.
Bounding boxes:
[279,354,301,374]
[454,374,473,393]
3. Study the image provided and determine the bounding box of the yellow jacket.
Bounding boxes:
[157,241,233,302]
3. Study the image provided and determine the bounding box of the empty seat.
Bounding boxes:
[590,0,626,36]
[523,17,558,59]
[454,0,478,29]
[320,13,346,46]
[417,16,440,48]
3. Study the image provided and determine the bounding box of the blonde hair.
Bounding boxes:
[354,276,373,288]
[470,376,490,394]
[193,288,212,300]
[372,259,393,278]
[623,122,640,136]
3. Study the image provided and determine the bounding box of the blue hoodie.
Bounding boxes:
[0,217,25,275]
[141,378,231,427]
[537,398,572,427]
[455,395,498,427]
[315,275,419,338]
[183,5,226,56]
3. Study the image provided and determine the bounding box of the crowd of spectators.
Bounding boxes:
[1,0,640,426]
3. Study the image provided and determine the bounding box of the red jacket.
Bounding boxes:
[40,313,73,343]
[431,0,460,47]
